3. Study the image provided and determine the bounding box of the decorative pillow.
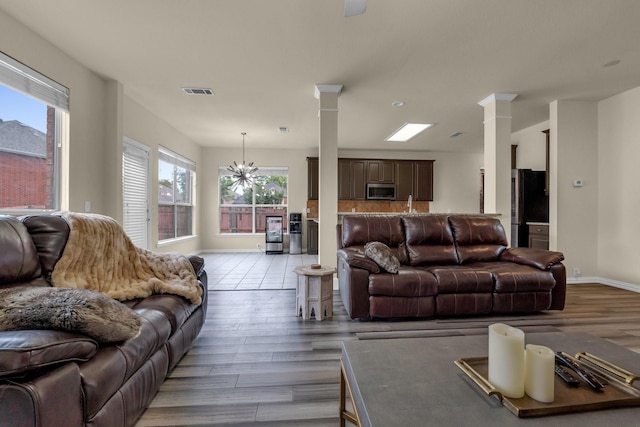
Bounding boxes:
[0,287,142,342]
[364,242,400,274]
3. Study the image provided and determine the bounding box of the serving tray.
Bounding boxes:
[454,352,640,418]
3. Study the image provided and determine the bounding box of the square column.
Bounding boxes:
[314,84,342,268]
[479,93,517,242]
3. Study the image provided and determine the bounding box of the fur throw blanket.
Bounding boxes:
[51,212,202,305]
[0,287,142,342]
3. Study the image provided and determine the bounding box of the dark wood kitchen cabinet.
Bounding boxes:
[396,161,414,201]
[528,223,549,249]
[307,220,318,254]
[414,160,434,201]
[367,160,395,183]
[307,157,319,200]
[395,160,434,201]
[338,159,366,200]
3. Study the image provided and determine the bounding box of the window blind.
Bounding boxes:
[123,141,150,249]
[158,146,195,171]
[0,52,69,111]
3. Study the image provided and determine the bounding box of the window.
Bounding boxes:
[0,52,68,212]
[219,167,288,234]
[158,147,195,241]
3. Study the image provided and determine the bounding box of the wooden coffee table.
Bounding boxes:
[340,332,640,426]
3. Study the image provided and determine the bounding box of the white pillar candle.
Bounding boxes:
[525,344,555,403]
[488,323,525,398]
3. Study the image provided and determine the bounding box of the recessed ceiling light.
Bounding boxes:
[391,101,405,107]
[385,123,433,142]
[278,126,289,133]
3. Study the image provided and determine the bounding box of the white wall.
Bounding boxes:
[200,146,316,251]
[597,87,640,285]
[123,96,203,254]
[0,9,108,215]
[511,121,549,171]
[550,100,598,277]
[1,9,203,255]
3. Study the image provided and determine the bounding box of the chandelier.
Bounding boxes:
[227,132,258,190]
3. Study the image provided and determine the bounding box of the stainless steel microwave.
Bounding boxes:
[367,183,396,200]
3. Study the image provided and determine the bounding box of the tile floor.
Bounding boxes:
[201,252,319,290]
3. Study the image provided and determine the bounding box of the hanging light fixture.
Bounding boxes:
[227,132,258,190]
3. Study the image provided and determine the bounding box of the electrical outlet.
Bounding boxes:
[573,268,582,278]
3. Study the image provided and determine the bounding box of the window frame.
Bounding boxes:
[157,146,196,242]
[0,51,68,214]
[218,166,288,235]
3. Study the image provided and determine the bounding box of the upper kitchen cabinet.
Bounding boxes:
[414,160,434,201]
[307,157,319,200]
[396,160,434,201]
[338,159,366,200]
[367,160,395,183]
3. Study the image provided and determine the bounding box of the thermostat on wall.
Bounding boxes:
[573,179,584,187]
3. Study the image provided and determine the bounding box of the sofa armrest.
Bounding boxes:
[0,330,98,379]
[337,248,381,274]
[188,255,205,278]
[500,247,565,270]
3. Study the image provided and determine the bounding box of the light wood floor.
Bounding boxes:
[135,283,640,426]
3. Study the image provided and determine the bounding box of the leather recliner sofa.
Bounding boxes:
[337,214,566,320]
[0,214,208,427]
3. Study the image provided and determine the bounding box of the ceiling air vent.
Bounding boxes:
[182,87,214,96]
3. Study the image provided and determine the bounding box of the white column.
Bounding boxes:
[479,93,517,243]
[314,84,342,268]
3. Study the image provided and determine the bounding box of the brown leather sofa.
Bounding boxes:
[0,214,208,427]
[337,214,566,320]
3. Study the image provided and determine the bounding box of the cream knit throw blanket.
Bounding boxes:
[51,212,202,306]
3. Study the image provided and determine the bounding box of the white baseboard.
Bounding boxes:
[567,276,640,293]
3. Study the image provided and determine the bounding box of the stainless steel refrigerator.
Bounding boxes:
[511,169,549,247]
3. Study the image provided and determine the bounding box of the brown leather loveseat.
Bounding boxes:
[337,214,566,320]
[0,214,207,427]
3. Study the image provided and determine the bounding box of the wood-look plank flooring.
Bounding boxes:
[135,283,640,426]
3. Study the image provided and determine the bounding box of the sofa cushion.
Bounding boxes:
[341,215,408,264]
[428,266,494,293]
[369,295,436,318]
[79,308,171,418]
[448,216,508,263]
[436,293,493,315]
[0,287,142,342]
[475,262,556,293]
[364,242,400,273]
[493,292,552,313]
[20,215,70,281]
[368,267,438,297]
[0,330,98,378]
[0,215,41,286]
[403,215,458,265]
[130,292,201,334]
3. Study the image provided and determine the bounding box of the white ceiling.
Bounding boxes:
[2,0,640,153]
